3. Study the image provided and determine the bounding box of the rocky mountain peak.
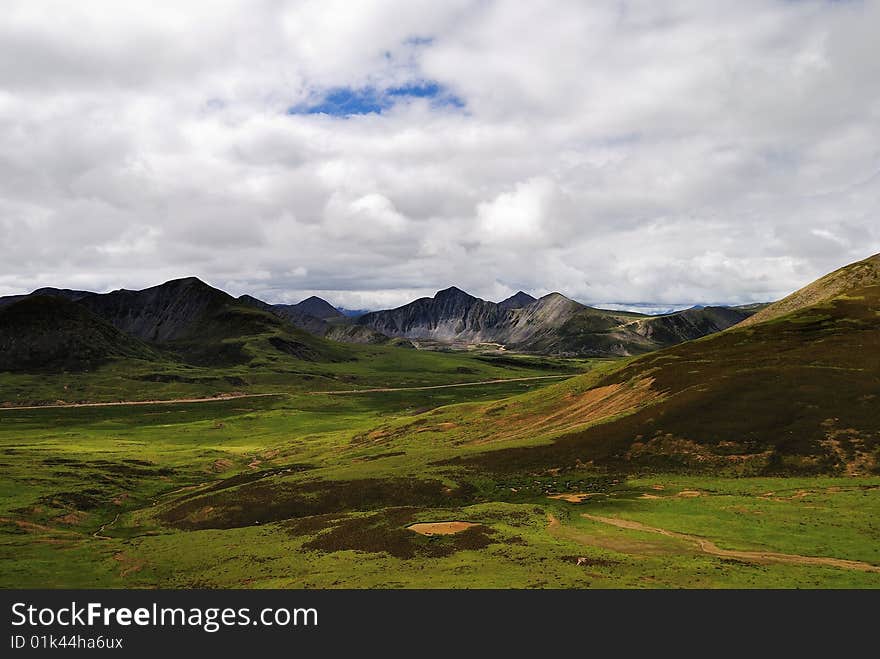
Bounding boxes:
[498,291,537,309]
[293,296,343,320]
[433,286,477,302]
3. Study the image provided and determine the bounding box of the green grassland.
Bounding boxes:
[2,353,878,588]
[2,282,879,589]
[0,339,588,406]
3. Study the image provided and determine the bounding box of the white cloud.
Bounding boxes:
[477,177,556,244]
[0,0,878,307]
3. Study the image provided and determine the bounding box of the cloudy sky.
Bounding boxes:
[1,1,878,310]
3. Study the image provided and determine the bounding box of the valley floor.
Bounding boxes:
[1,357,878,589]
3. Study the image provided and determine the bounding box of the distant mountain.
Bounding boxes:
[0,296,157,372]
[739,253,880,327]
[358,287,508,343]
[498,291,537,310]
[630,306,752,346]
[30,287,93,302]
[239,293,326,334]
[237,294,395,346]
[240,293,362,319]
[287,296,343,320]
[458,254,880,475]
[357,287,750,356]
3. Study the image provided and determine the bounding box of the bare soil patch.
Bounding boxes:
[407,521,479,536]
[548,493,599,503]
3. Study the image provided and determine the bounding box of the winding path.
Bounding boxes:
[310,374,572,395]
[580,513,880,573]
[1,375,573,411]
[93,513,120,540]
[0,393,279,411]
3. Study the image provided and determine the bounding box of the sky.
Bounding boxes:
[1,0,878,310]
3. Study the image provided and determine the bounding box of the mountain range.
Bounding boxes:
[0,277,346,371]
[2,253,878,474]
[356,286,756,356]
[0,277,764,371]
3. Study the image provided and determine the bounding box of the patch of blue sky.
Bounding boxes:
[288,81,464,117]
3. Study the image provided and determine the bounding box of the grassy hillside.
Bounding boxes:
[2,382,877,589]
[740,252,880,327]
[391,284,879,476]
[0,336,589,406]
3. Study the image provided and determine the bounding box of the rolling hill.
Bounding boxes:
[739,253,880,327]
[420,253,880,475]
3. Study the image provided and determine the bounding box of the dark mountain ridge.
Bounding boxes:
[288,296,344,320]
[0,287,93,309]
[0,278,349,371]
[78,277,235,343]
[0,296,157,372]
[498,291,537,310]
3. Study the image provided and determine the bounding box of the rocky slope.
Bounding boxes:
[358,287,510,343]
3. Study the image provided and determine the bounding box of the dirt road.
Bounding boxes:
[0,393,280,411]
[311,374,572,395]
[581,513,880,573]
[1,375,572,411]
